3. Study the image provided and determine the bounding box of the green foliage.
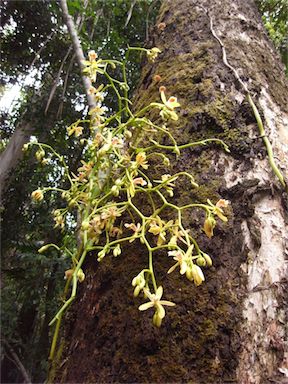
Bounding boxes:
[256,0,288,71]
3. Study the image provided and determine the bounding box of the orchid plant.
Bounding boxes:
[25,46,230,359]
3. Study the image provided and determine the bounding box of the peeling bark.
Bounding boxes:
[54,1,288,383]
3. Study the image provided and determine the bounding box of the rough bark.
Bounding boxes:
[54,1,288,383]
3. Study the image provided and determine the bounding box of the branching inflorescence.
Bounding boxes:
[25,47,230,359]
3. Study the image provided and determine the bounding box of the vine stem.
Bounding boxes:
[200,4,286,190]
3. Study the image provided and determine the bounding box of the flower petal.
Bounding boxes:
[167,262,179,274]
[139,302,154,311]
[159,300,176,307]
[180,261,188,275]
[155,286,163,300]
[156,304,165,319]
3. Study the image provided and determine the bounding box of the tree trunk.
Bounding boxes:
[0,120,35,200]
[0,2,94,201]
[54,1,288,383]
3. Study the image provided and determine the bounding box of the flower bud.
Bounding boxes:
[41,158,49,166]
[124,130,132,139]
[35,149,45,161]
[64,269,74,280]
[196,256,206,267]
[81,220,90,231]
[133,285,141,297]
[153,312,162,327]
[111,185,119,196]
[22,143,29,152]
[61,191,69,200]
[153,74,162,82]
[163,157,170,166]
[77,269,85,282]
[185,268,193,282]
[132,276,139,287]
[38,244,50,253]
[202,253,213,267]
[97,249,106,261]
[113,244,121,257]
[203,216,216,238]
[191,264,205,286]
[157,22,166,31]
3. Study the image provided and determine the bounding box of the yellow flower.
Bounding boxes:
[77,269,85,282]
[89,105,105,116]
[124,222,141,242]
[216,199,229,208]
[168,222,188,247]
[64,269,74,280]
[208,199,229,222]
[135,152,149,169]
[189,264,205,286]
[101,206,121,221]
[132,273,146,297]
[167,250,188,275]
[159,87,181,121]
[74,126,83,137]
[165,96,181,110]
[147,47,161,62]
[88,50,98,62]
[31,189,44,202]
[82,53,106,82]
[203,215,216,238]
[111,136,124,147]
[138,286,175,327]
[113,244,121,257]
[133,177,147,186]
[148,216,172,246]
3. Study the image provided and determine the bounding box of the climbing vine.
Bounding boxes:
[25,47,230,359]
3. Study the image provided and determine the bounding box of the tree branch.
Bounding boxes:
[59,0,96,110]
[2,337,32,384]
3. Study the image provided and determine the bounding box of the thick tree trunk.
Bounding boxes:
[0,121,34,199]
[54,1,288,383]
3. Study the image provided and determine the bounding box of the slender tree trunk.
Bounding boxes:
[0,120,34,199]
[54,1,288,383]
[0,2,94,201]
[59,0,96,110]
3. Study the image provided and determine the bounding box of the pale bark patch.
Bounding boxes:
[213,86,288,382]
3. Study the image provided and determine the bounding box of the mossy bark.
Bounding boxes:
[54,0,288,383]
